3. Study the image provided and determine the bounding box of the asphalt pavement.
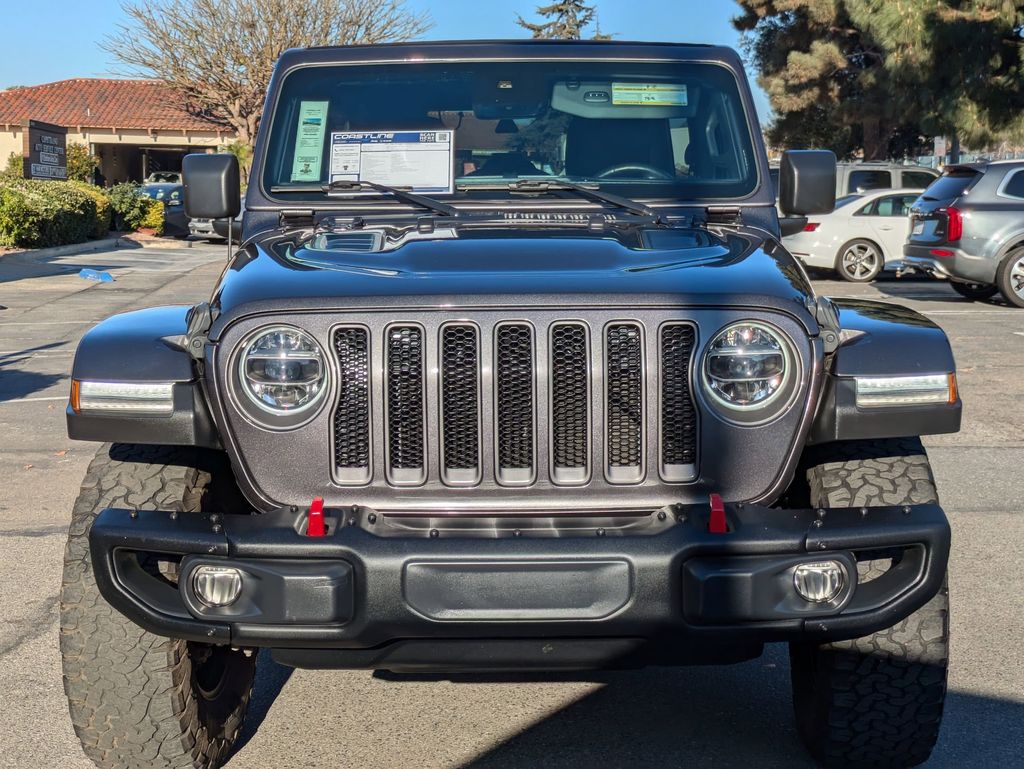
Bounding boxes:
[0,242,1021,769]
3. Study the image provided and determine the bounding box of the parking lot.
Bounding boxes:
[0,241,1021,769]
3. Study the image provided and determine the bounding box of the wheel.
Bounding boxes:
[835,239,884,282]
[995,246,1024,308]
[950,280,998,301]
[790,438,948,768]
[61,444,256,769]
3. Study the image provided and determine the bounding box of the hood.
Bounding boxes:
[209,227,817,336]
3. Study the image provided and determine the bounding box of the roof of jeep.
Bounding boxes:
[277,39,740,68]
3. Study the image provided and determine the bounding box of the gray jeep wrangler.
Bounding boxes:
[61,41,958,768]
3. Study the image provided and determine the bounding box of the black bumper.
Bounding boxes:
[88,502,950,670]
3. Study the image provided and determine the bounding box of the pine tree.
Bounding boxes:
[517,1,606,40]
[734,1,1024,159]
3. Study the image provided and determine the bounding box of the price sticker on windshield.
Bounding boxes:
[329,131,454,194]
[612,83,688,107]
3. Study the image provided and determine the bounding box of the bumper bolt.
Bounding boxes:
[860,507,868,516]
[209,514,220,524]
[677,514,687,523]
[902,505,912,514]
[513,529,521,537]
[169,511,178,521]
[597,528,606,537]
[367,513,377,524]
[429,528,439,538]
[813,519,823,528]
[816,509,826,519]
[347,516,356,527]
[290,505,298,513]
[212,524,222,534]
[657,511,666,521]
[129,510,138,519]
[817,541,827,550]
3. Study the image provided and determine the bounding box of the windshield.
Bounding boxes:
[263,60,759,203]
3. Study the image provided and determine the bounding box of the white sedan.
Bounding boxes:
[783,188,921,282]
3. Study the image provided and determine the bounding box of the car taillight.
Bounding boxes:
[945,206,963,242]
[803,222,819,232]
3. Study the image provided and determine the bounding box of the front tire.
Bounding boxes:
[995,247,1024,308]
[790,438,948,768]
[836,239,884,282]
[61,444,256,769]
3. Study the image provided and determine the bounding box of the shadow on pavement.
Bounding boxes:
[231,651,293,756]
[0,343,68,401]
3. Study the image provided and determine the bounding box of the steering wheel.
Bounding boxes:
[594,163,674,181]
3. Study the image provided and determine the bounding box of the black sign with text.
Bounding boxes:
[23,120,68,180]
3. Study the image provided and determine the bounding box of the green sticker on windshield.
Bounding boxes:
[612,83,687,107]
[290,101,329,182]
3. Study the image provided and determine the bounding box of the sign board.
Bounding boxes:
[23,120,68,180]
[329,131,454,193]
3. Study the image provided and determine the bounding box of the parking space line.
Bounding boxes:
[0,396,67,403]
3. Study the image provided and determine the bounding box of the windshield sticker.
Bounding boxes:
[329,131,453,194]
[290,101,329,182]
[611,83,688,107]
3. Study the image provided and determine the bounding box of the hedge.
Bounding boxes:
[0,178,101,248]
[140,198,165,236]
[70,181,112,239]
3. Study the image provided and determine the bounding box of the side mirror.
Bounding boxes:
[182,153,241,220]
[779,150,836,216]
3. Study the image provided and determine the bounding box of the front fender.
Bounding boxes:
[809,299,961,443]
[66,306,220,448]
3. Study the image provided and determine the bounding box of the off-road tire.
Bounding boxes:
[61,444,256,769]
[790,437,948,768]
[949,280,998,301]
[995,246,1024,308]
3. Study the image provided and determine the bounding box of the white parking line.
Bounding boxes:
[0,395,66,403]
[0,321,97,326]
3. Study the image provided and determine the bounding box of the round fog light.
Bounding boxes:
[793,560,846,603]
[192,565,243,608]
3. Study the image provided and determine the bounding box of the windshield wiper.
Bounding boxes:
[466,179,660,220]
[323,179,459,217]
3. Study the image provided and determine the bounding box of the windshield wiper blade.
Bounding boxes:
[323,179,458,217]
[500,179,659,219]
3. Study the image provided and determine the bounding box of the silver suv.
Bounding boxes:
[770,161,938,197]
[904,160,1024,307]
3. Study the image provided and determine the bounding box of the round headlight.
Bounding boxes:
[238,327,327,415]
[703,322,791,411]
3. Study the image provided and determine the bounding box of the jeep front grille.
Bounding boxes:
[330,315,698,489]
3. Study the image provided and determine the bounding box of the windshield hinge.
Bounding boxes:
[705,206,742,225]
[184,302,218,362]
[280,209,316,229]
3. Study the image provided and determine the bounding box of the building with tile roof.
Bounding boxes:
[0,79,236,184]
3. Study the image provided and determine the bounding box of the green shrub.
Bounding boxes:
[139,198,165,235]
[66,143,100,183]
[70,181,112,238]
[107,182,150,231]
[0,178,98,248]
[1,152,23,179]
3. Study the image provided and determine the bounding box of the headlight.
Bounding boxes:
[703,322,792,413]
[238,327,327,417]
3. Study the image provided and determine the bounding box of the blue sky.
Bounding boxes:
[1,0,769,119]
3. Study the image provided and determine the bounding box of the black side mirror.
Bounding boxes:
[779,150,836,216]
[182,153,241,220]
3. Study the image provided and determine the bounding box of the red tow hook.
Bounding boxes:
[307,497,326,537]
[708,493,728,534]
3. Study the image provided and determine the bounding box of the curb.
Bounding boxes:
[0,234,192,263]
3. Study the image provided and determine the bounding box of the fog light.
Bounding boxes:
[793,561,846,603]
[192,565,243,607]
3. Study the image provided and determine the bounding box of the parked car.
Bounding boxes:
[784,188,921,281]
[139,182,188,237]
[62,41,958,769]
[904,160,1024,307]
[770,161,938,198]
[187,217,218,238]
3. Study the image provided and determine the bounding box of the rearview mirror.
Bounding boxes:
[182,153,240,220]
[779,150,836,216]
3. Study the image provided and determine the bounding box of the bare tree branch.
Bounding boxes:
[103,0,432,147]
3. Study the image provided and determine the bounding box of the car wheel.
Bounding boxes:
[61,444,256,769]
[950,281,999,301]
[995,246,1024,308]
[790,437,948,768]
[835,239,883,282]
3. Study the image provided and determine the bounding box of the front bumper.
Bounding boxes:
[89,502,949,670]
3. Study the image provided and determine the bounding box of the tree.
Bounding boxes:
[517,1,610,40]
[735,1,1024,160]
[66,142,100,183]
[104,0,432,152]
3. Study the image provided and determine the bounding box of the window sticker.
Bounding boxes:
[290,101,329,182]
[612,83,688,107]
[329,131,453,194]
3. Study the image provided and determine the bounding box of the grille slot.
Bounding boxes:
[660,324,698,482]
[440,324,481,485]
[494,323,536,485]
[605,322,645,483]
[549,323,590,484]
[332,326,371,484]
[384,324,426,485]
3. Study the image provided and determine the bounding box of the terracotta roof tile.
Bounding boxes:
[0,78,229,133]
